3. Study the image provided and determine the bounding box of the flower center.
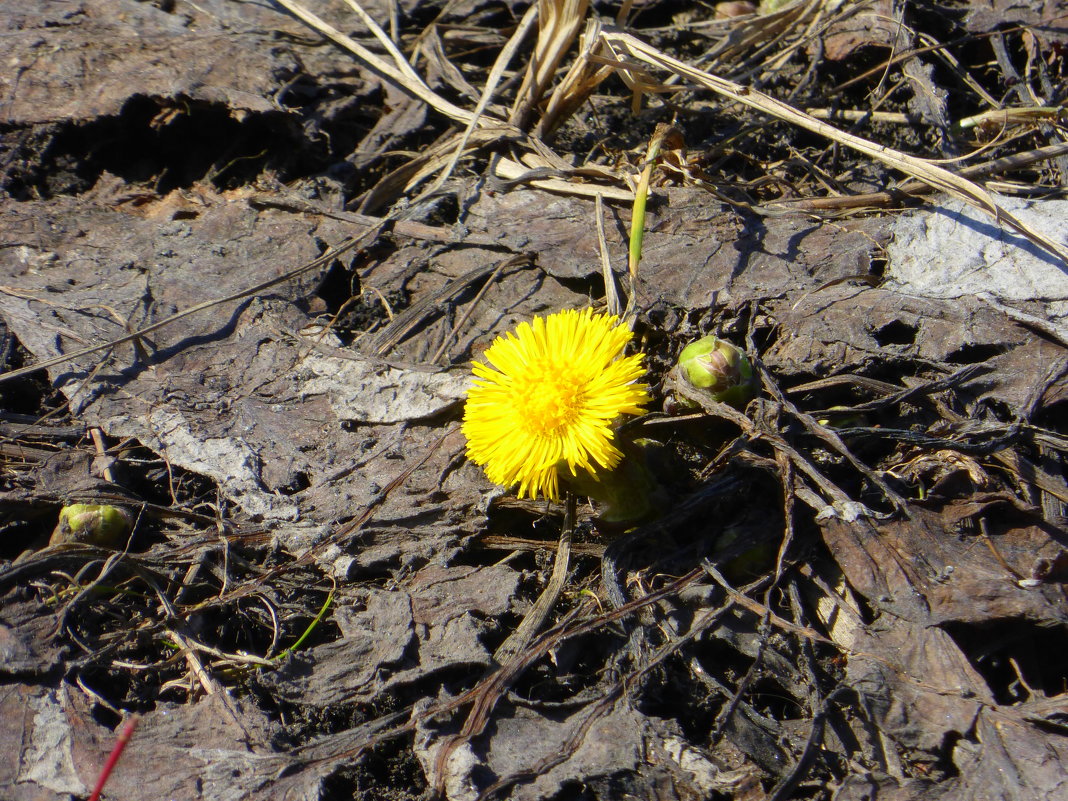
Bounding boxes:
[515,363,583,436]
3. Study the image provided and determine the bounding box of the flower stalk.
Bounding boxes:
[561,438,660,523]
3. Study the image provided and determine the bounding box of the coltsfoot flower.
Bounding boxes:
[462,308,651,501]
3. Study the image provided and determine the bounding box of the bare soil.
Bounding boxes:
[2,1,1067,800]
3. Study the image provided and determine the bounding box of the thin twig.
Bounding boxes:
[0,225,389,386]
[430,255,528,365]
[493,492,575,663]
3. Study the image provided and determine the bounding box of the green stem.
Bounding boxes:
[273,587,335,661]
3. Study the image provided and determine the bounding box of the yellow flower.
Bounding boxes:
[462,308,651,501]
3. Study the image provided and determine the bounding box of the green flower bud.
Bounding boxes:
[50,504,132,548]
[670,334,756,410]
[816,406,868,429]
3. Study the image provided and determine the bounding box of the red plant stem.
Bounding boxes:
[87,714,140,801]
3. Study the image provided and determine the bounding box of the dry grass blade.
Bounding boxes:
[598,28,1068,266]
[595,193,624,316]
[536,18,617,139]
[417,27,482,103]
[419,4,540,200]
[338,0,426,90]
[491,156,634,200]
[365,260,517,358]
[707,0,826,76]
[588,51,682,114]
[429,255,529,364]
[510,0,590,129]
[357,125,517,212]
[915,30,1001,110]
[805,109,921,125]
[274,0,493,127]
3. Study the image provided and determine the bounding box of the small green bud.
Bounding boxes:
[670,335,756,410]
[50,504,132,548]
[816,406,867,429]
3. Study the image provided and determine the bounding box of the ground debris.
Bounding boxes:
[2,0,1068,798]
[261,565,521,707]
